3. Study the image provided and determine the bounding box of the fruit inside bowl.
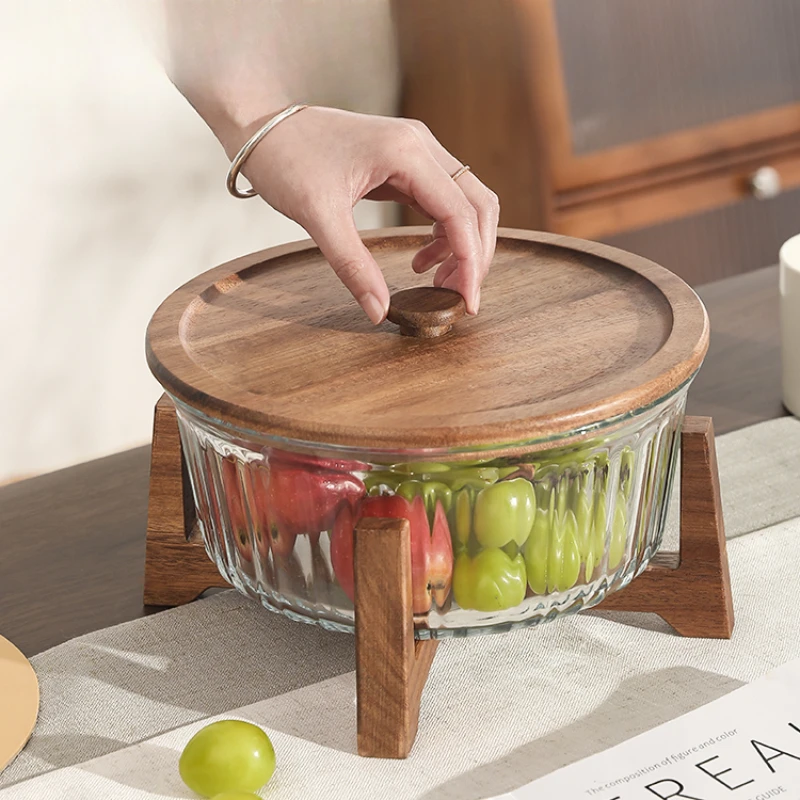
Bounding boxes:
[178,390,682,638]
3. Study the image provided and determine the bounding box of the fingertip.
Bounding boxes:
[457,274,480,315]
[411,254,430,274]
[467,287,481,316]
[413,236,451,274]
[362,291,388,325]
[438,270,471,315]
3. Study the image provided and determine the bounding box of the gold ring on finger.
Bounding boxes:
[450,165,471,182]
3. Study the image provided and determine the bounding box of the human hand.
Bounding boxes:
[224,106,499,324]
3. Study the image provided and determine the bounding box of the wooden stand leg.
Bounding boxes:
[354,517,439,759]
[599,416,734,638]
[144,394,229,606]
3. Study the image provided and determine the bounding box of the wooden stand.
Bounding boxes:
[143,396,228,606]
[598,416,734,639]
[144,398,734,758]
[353,518,439,758]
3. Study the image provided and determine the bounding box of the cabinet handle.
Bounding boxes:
[748,166,782,200]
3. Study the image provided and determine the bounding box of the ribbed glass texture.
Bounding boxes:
[175,390,687,638]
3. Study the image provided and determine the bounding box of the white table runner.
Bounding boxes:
[2,417,799,798]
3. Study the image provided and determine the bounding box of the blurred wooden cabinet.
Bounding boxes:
[396,0,800,284]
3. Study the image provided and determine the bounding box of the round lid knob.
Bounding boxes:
[386,287,466,338]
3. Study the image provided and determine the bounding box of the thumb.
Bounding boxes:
[304,210,390,325]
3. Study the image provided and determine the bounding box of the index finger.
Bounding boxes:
[388,150,483,314]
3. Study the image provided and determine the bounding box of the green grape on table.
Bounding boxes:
[473,479,536,549]
[211,793,263,800]
[179,720,275,798]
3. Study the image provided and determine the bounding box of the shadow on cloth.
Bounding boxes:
[81,743,194,799]
[420,666,744,800]
[3,593,355,782]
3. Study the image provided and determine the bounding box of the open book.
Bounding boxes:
[489,658,800,799]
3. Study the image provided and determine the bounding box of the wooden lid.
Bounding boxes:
[146,228,708,452]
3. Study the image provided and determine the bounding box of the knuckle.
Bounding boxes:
[332,257,367,284]
[405,118,431,137]
[486,189,500,214]
[392,121,425,154]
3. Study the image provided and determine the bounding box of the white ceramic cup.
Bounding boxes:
[780,234,800,417]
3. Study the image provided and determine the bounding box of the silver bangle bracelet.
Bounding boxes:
[226,103,309,199]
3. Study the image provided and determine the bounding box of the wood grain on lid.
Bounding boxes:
[146,228,709,451]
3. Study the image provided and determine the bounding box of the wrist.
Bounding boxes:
[209,99,294,161]
[225,104,310,199]
[180,79,292,160]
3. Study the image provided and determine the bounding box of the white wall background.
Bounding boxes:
[0,0,399,482]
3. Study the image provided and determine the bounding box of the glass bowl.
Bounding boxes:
[172,384,688,638]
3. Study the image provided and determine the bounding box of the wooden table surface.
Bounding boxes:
[0,266,786,657]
